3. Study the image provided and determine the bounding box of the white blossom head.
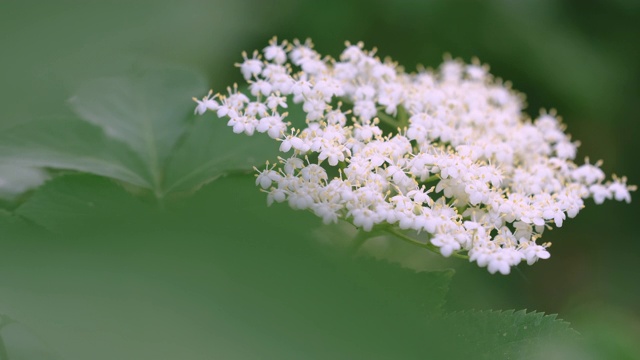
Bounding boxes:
[194,38,635,275]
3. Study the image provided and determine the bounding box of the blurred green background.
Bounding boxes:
[1,0,639,359]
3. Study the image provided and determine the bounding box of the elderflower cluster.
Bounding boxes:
[194,38,634,275]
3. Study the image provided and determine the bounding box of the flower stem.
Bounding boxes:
[397,106,409,129]
[384,227,469,260]
[376,112,401,129]
[384,227,440,252]
[422,174,440,184]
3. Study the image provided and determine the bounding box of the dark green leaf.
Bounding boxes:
[69,67,207,193]
[11,174,458,359]
[0,118,150,188]
[15,174,156,235]
[442,309,580,359]
[162,115,280,195]
[0,318,60,360]
[1,69,284,199]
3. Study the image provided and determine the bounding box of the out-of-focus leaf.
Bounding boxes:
[442,309,580,359]
[162,115,280,194]
[69,67,207,194]
[0,118,150,188]
[8,174,585,359]
[9,174,461,359]
[343,257,454,314]
[0,318,60,360]
[0,164,49,201]
[0,210,32,238]
[0,68,281,199]
[15,174,156,235]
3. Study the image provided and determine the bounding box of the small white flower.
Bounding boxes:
[237,51,263,80]
[609,177,634,203]
[256,113,287,139]
[192,91,218,115]
[431,233,461,257]
[263,37,288,65]
[255,167,281,189]
[589,184,611,204]
[520,241,551,265]
[487,248,523,275]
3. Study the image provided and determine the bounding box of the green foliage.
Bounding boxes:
[0,173,581,359]
[0,316,60,360]
[163,110,278,195]
[69,68,205,174]
[15,175,156,235]
[443,309,579,359]
[0,69,280,200]
[0,210,30,238]
[0,164,48,202]
[0,117,149,188]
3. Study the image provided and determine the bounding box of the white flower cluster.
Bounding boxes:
[194,38,634,275]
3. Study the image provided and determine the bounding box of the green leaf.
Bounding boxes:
[0,163,49,201]
[4,69,284,199]
[15,174,156,235]
[162,115,280,194]
[0,318,60,360]
[11,174,458,359]
[11,174,582,359]
[0,210,32,237]
[442,309,579,359]
[0,68,282,199]
[69,67,207,194]
[0,118,150,188]
[344,257,454,314]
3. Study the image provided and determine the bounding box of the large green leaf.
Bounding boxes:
[10,175,585,359]
[9,174,459,359]
[0,163,49,201]
[0,118,150,188]
[15,175,156,235]
[0,69,282,199]
[442,309,580,359]
[342,257,453,314]
[0,210,33,238]
[0,317,60,360]
[162,115,280,195]
[69,67,207,194]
